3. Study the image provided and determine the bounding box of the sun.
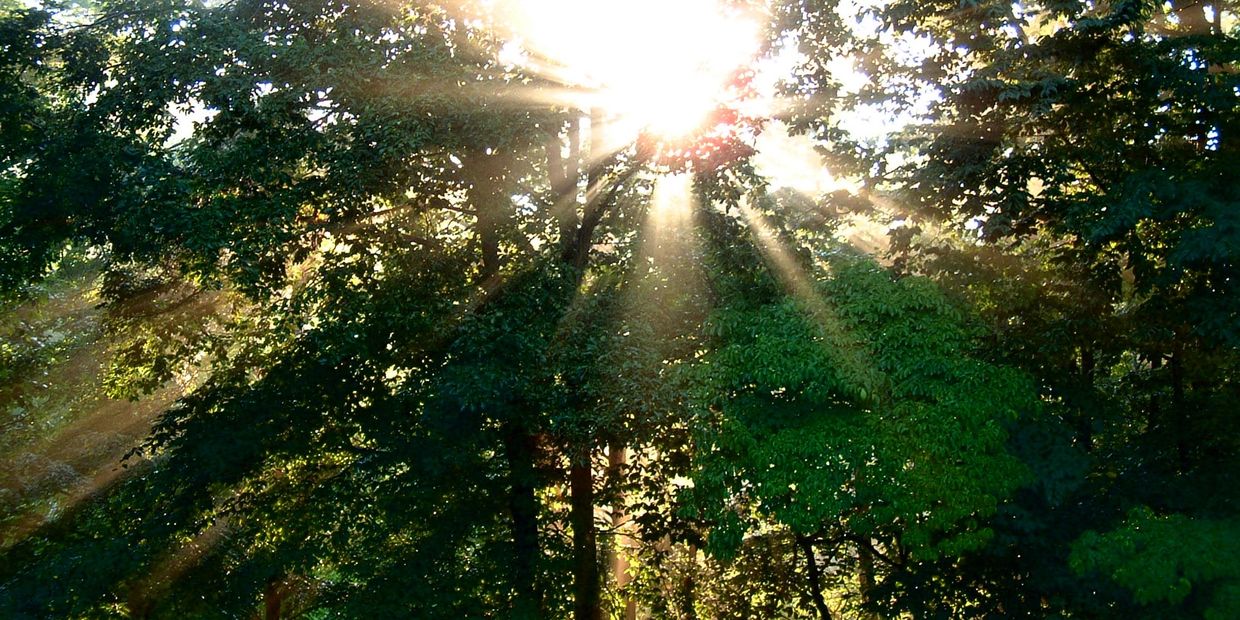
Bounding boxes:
[496,0,763,142]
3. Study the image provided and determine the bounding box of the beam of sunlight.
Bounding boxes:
[127,517,231,614]
[736,201,885,399]
[1,284,222,547]
[629,173,706,332]
[645,174,696,249]
[752,121,856,197]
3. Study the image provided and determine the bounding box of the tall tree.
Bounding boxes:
[3,0,1237,618]
[775,0,1240,615]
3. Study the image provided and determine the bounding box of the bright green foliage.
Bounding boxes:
[682,196,1036,615]
[693,254,1033,550]
[772,0,1240,617]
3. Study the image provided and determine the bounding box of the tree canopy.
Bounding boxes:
[0,0,1237,618]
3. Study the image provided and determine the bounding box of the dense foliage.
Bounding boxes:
[0,0,1236,618]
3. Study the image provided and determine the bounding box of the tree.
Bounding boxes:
[0,0,713,616]
[3,0,1237,618]
[774,0,1240,616]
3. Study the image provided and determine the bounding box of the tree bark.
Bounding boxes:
[263,578,284,620]
[504,423,544,619]
[570,454,602,620]
[857,544,877,620]
[563,107,628,269]
[548,118,583,260]
[464,149,513,280]
[798,536,833,620]
[1148,353,1163,432]
[606,444,637,620]
[552,107,648,620]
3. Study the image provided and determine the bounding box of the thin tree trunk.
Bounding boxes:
[468,144,542,617]
[464,150,513,280]
[548,118,583,259]
[1148,353,1163,431]
[571,454,602,620]
[263,578,284,620]
[504,423,543,619]
[606,444,637,620]
[798,536,833,620]
[680,546,698,620]
[564,107,616,269]
[857,544,877,620]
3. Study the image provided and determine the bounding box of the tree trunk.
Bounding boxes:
[798,536,833,620]
[857,544,877,620]
[680,546,698,620]
[464,149,513,280]
[471,142,543,618]
[570,454,602,620]
[1148,353,1163,431]
[504,423,543,619]
[548,118,583,260]
[263,578,284,620]
[563,107,618,269]
[606,444,637,620]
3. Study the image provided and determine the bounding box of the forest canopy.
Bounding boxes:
[0,0,1237,618]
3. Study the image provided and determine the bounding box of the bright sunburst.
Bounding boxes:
[498,0,762,141]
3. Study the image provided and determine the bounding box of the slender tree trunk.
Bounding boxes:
[263,578,284,620]
[552,106,645,620]
[1148,353,1163,432]
[464,149,513,280]
[559,108,616,620]
[548,118,583,259]
[798,536,833,620]
[465,144,544,616]
[606,444,637,620]
[857,544,877,620]
[680,546,698,620]
[504,423,543,619]
[563,107,613,269]
[571,453,602,620]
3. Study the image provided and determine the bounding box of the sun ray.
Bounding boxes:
[736,200,885,398]
[646,174,696,246]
